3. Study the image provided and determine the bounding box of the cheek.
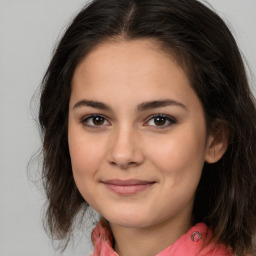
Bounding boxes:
[145,126,207,180]
[68,127,106,181]
[68,129,107,207]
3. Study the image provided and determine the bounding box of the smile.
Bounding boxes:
[101,179,156,195]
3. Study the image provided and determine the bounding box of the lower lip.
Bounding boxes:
[103,183,154,195]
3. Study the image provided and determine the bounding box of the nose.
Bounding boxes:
[106,126,145,170]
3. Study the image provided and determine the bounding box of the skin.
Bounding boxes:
[68,39,227,256]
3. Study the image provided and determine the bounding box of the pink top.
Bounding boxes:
[90,221,234,256]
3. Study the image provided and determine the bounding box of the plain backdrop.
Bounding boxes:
[0,1,255,255]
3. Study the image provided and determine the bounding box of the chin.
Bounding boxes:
[103,210,155,228]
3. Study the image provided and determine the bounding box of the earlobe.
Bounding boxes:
[205,120,229,164]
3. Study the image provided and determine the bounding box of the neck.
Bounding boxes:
[110,214,192,256]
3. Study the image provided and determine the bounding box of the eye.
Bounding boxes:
[145,114,176,128]
[81,114,110,128]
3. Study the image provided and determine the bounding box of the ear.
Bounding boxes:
[205,119,229,164]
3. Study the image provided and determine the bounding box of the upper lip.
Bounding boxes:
[101,179,155,186]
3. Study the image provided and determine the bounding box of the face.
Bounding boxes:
[68,39,214,230]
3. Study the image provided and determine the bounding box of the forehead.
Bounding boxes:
[70,39,200,111]
[74,38,172,78]
[73,39,185,86]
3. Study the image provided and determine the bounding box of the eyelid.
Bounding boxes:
[81,114,111,128]
[80,113,176,129]
[144,114,177,129]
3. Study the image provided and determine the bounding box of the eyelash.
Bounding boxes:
[80,114,176,129]
[145,114,177,129]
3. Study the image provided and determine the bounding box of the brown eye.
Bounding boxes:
[82,114,110,128]
[154,116,167,126]
[92,116,105,125]
[146,114,176,128]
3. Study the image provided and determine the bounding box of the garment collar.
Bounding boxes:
[90,220,233,256]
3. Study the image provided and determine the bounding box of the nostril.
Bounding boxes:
[106,135,145,169]
[109,160,139,169]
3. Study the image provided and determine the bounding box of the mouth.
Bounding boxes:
[101,179,156,195]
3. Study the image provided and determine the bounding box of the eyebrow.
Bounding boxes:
[72,99,187,112]
[137,99,187,112]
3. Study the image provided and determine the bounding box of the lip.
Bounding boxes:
[101,179,156,195]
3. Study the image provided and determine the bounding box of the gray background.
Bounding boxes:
[0,1,255,255]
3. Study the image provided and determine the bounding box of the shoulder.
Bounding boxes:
[159,223,234,256]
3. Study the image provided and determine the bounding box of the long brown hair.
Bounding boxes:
[38,0,256,254]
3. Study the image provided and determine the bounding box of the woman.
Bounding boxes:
[39,0,256,255]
